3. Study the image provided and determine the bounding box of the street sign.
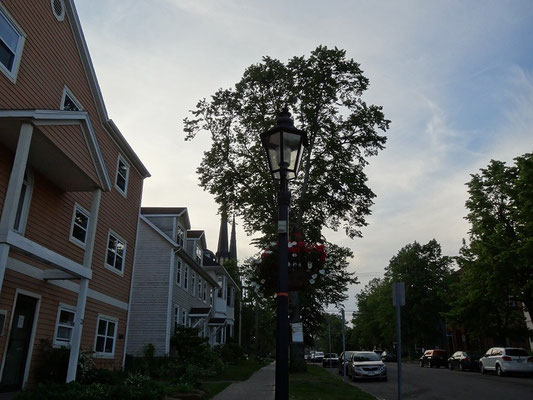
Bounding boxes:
[291,322,303,342]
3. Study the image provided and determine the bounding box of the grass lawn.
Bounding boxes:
[205,357,271,382]
[289,365,376,400]
[201,381,231,399]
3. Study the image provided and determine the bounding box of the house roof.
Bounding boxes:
[188,230,204,239]
[141,207,187,215]
[66,1,150,179]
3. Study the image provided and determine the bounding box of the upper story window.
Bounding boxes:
[195,245,202,265]
[203,282,207,302]
[51,0,65,22]
[198,277,202,299]
[0,5,25,83]
[70,204,89,247]
[115,155,129,196]
[217,276,223,298]
[105,231,126,274]
[184,266,189,290]
[176,225,185,247]
[60,86,82,111]
[13,169,33,234]
[191,272,196,296]
[176,259,182,286]
[53,305,75,347]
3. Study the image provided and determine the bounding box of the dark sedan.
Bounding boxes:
[420,349,447,368]
[448,351,481,371]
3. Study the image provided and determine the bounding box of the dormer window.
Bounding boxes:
[195,245,202,265]
[0,6,25,83]
[60,86,82,111]
[176,226,184,247]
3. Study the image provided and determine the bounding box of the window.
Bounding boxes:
[0,5,25,82]
[60,86,82,111]
[184,266,189,290]
[115,156,129,195]
[94,316,117,357]
[217,276,223,298]
[191,272,196,296]
[53,306,75,347]
[176,259,182,286]
[0,309,7,336]
[203,282,207,302]
[195,245,202,265]
[13,169,33,233]
[176,226,184,247]
[70,204,89,247]
[181,310,188,327]
[105,231,126,274]
[174,305,179,330]
[198,277,202,298]
[210,289,213,305]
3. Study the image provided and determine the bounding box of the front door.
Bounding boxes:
[0,294,38,391]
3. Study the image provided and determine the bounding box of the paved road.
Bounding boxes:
[327,363,533,400]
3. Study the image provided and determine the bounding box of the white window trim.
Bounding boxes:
[104,230,126,276]
[176,258,182,287]
[50,0,65,22]
[93,314,118,358]
[0,309,7,336]
[176,225,185,247]
[114,155,129,197]
[60,85,83,111]
[53,304,75,348]
[184,265,189,290]
[69,203,89,248]
[0,3,26,84]
[174,304,180,330]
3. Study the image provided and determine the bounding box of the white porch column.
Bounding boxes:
[66,188,101,382]
[0,123,33,294]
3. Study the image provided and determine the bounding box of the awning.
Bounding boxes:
[189,307,211,317]
[208,318,226,326]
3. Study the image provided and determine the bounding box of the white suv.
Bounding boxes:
[479,347,533,376]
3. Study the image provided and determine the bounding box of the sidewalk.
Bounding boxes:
[212,362,275,400]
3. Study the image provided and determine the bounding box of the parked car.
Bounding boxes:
[479,347,533,376]
[311,351,324,363]
[322,353,339,368]
[338,351,356,375]
[419,349,447,368]
[381,350,397,362]
[447,351,481,371]
[347,351,387,381]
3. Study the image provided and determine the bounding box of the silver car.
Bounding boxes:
[347,351,387,381]
[479,347,533,376]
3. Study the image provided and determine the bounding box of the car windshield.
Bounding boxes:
[354,352,381,362]
[506,349,529,357]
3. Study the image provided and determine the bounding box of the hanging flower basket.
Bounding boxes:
[248,234,327,295]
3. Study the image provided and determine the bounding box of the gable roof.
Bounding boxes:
[65,1,149,179]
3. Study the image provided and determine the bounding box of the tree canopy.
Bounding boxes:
[447,153,533,344]
[184,45,389,241]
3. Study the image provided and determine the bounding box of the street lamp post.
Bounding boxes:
[261,108,308,400]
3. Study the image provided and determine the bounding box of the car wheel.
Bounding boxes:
[496,364,505,377]
[448,362,453,370]
[419,360,424,367]
[428,360,432,368]
[459,362,464,372]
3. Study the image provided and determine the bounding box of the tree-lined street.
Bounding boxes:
[328,363,533,400]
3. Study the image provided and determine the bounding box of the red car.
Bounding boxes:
[419,349,447,368]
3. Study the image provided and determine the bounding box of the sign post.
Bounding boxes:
[393,282,405,400]
[341,308,346,382]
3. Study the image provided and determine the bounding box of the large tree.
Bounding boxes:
[447,153,533,343]
[184,45,389,366]
[353,240,453,354]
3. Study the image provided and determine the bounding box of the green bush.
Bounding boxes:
[214,342,245,364]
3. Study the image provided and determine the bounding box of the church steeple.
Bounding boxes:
[229,214,237,261]
[216,209,230,263]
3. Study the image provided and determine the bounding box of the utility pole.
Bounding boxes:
[393,282,405,400]
[341,308,346,381]
[328,318,332,367]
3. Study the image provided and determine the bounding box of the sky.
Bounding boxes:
[74,0,533,316]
